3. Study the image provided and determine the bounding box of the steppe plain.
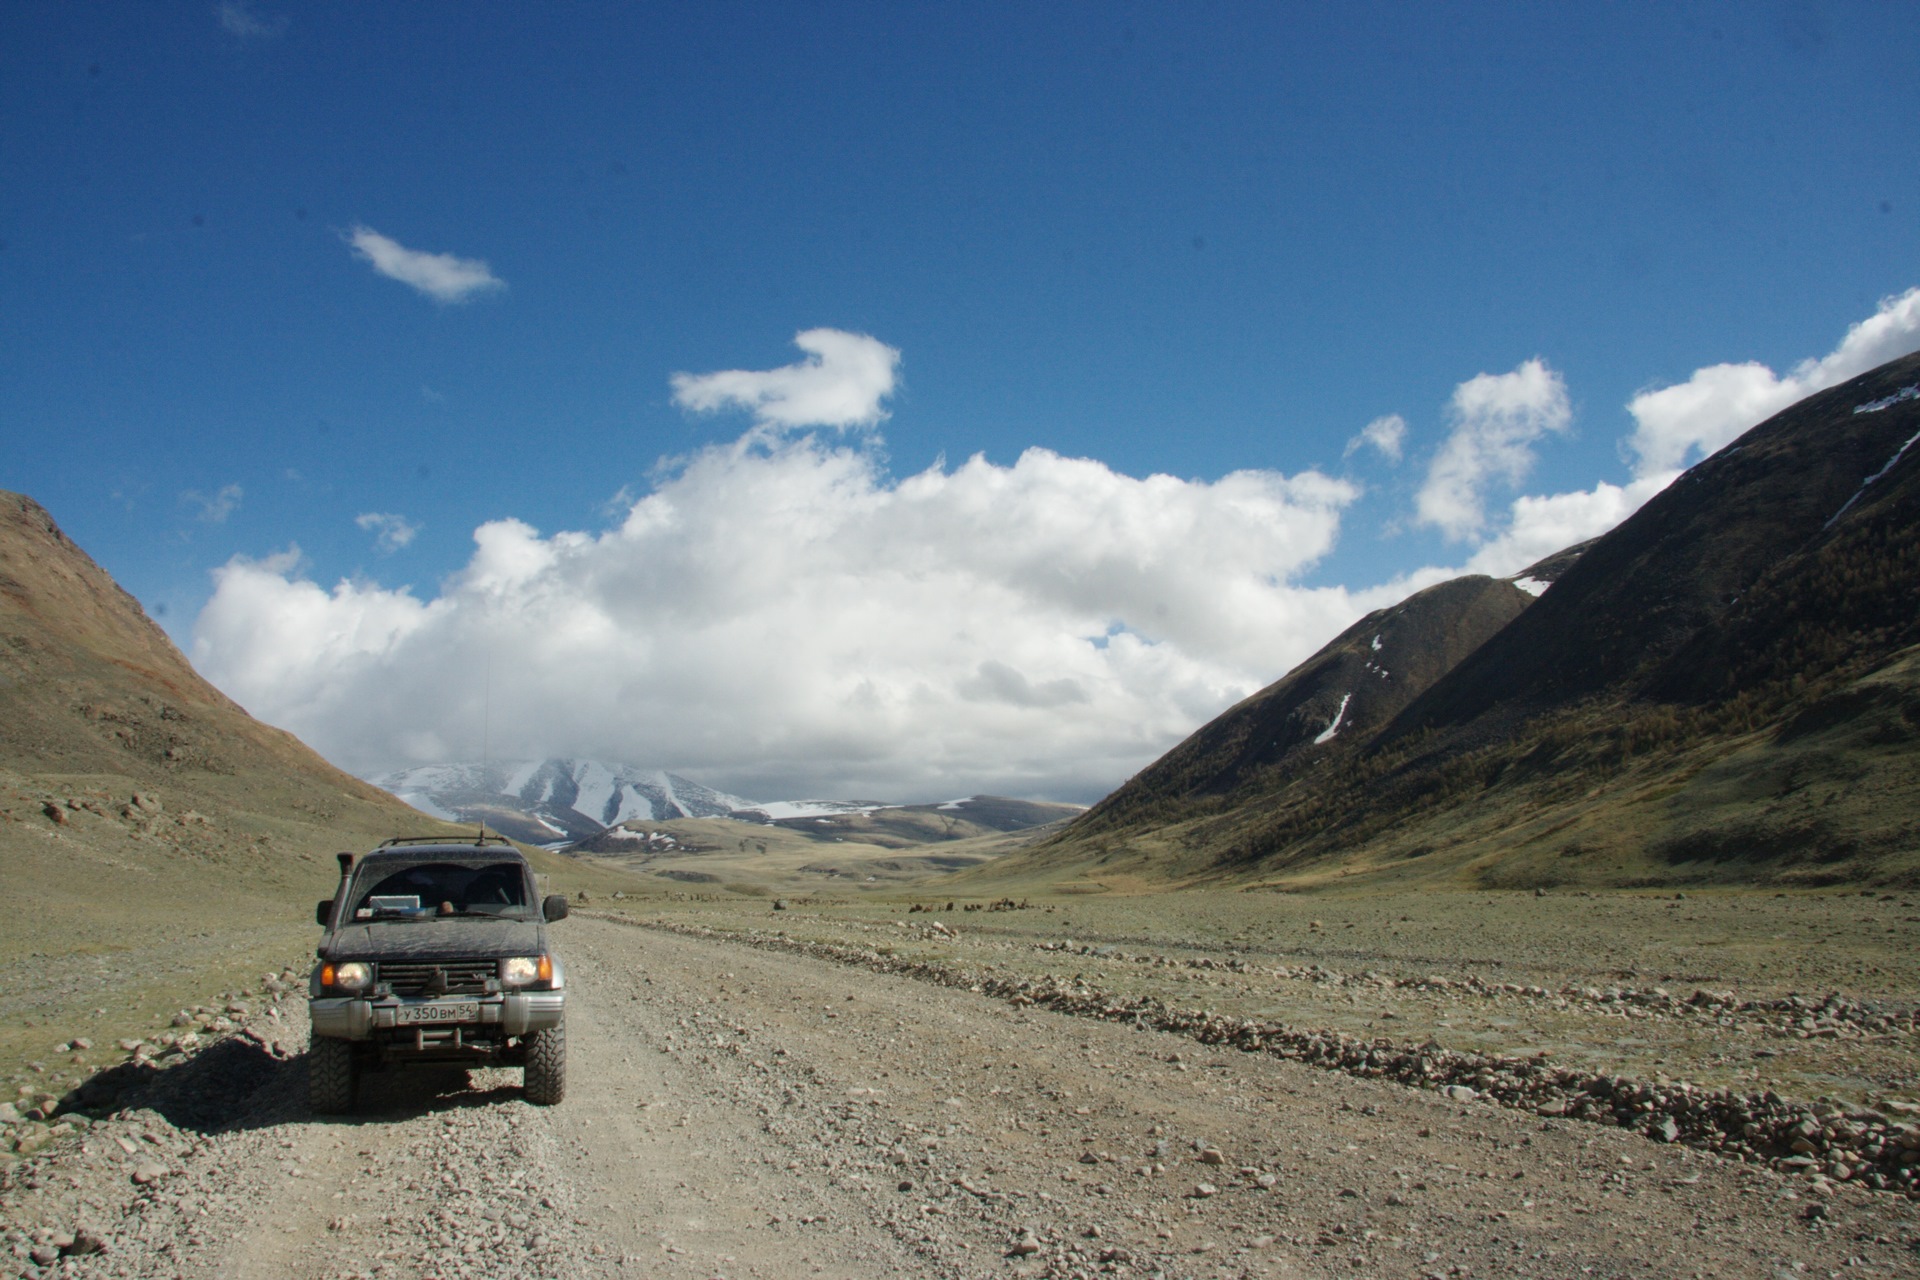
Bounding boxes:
[615,883,1920,1114]
[6,868,1920,1280]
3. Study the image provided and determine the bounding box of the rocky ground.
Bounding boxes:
[2,911,1918,1279]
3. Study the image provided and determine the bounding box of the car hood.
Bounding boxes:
[323,918,546,962]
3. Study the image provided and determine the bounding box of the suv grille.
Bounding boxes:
[379,960,494,997]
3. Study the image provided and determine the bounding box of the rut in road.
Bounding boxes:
[20,917,1916,1279]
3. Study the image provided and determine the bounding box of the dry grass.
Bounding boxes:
[602,882,1920,1113]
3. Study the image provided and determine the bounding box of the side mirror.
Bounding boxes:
[542,894,570,922]
[316,899,334,927]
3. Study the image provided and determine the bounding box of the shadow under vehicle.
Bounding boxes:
[307,836,570,1113]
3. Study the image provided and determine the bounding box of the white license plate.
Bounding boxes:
[396,1002,479,1025]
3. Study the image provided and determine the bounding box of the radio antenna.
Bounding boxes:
[481,646,493,772]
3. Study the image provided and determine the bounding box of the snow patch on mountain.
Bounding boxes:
[386,785,458,823]
[1313,692,1353,745]
[1826,425,1920,530]
[1853,384,1919,415]
[732,799,885,821]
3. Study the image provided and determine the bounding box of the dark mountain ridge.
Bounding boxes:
[1391,354,1920,740]
[1011,350,1920,890]
[1069,572,1538,843]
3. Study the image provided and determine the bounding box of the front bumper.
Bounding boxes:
[310,991,564,1041]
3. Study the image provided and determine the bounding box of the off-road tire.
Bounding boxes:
[308,1034,357,1114]
[523,1023,565,1105]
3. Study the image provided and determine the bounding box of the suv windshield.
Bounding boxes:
[348,861,531,921]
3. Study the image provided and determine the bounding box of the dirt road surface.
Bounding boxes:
[5,917,1916,1279]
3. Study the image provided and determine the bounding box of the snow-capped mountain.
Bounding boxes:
[370,758,755,845]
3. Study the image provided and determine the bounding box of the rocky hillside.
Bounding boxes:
[1011,350,1920,891]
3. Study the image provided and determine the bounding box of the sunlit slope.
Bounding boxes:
[998,350,1920,891]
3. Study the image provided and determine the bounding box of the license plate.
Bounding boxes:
[396,1002,479,1025]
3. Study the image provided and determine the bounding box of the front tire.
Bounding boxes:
[308,1034,357,1114]
[523,1023,565,1105]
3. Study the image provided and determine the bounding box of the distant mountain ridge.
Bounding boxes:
[373,757,1085,852]
[1008,350,1920,890]
[373,759,752,845]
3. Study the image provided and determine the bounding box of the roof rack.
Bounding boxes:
[377,829,515,849]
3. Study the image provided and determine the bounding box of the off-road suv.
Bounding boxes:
[307,836,569,1112]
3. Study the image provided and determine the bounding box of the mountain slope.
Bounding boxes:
[1389,353,1920,741]
[1065,572,1539,845]
[1008,350,1920,890]
[0,492,420,832]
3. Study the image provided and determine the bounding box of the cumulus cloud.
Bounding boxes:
[189,292,1920,806]
[1415,359,1572,541]
[193,432,1360,803]
[1344,414,1407,463]
[345,225,505,304]
[671,329,901,430]
[1425,291,1920,579]
[217,1,286,39]
[355,512,420,553]
[183,484,243,524]
[1627,286,1920,476]
[1460,471,1680,579]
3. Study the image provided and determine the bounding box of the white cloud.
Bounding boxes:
[671,329,901,430]
[217,1,286,39]
[193,431,1361,803]
[183,483,243,524]
[1460,471,1679,579]
[1429,290,1920,579]
[1627,286,1920,476]
[1344,413,1407,463]
[1415,359,1571,540]
[190,292,1920,807]
[355,512,420,553]
[345,225,505,304]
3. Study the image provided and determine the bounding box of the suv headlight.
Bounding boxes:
[500,956,553,989]
[322,961,373,994]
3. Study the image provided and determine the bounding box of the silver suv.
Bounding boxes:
[308,837,569,1112]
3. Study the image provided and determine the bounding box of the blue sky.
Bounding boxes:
[4,2,1918,801]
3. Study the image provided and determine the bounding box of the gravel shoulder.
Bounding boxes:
[3,916,1917,1279]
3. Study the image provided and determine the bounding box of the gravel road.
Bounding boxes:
[5,917,1917,1279]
